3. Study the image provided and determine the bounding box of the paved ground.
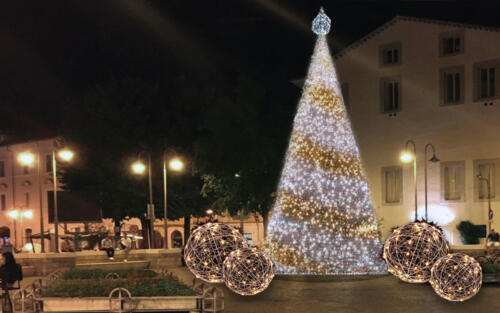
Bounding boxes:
[170,267,499,313]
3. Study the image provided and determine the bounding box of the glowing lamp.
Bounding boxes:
[23,210,33,219]
[400,151,414,163]
[58,149,74,161]
[24,243,33,251]
[18,152,35,166]
[131,161,146,175]
[169,158,184,171]
[7,210,19,219]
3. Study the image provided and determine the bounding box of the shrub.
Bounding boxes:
[456,221,480,244]
[42,279,196,297]
[61,268,157,280]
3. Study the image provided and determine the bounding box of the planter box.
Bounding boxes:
[40,295,202,312]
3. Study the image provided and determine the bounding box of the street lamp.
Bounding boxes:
[424,144,440,221]
[477,174,493,238]
[52,148,74,253]
[17,148,46,252]
[162,153,184,249]
[7,209,33,249]
[401,140,418,221]
[132,152,154,249]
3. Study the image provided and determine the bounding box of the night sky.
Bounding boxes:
[2,0,500,138]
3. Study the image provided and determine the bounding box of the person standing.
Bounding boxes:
[101,236,115,260]
[0,252,22,313]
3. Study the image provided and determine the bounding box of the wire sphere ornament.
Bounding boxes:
[223,247,274,296]
[430,253,482,302]
[383,221,449,283]
[184,223,248,283]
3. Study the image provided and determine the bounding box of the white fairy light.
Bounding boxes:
[265,14,386,274]
[184,223,248,283]
[223,247,274,296]
[430,253,482,302]
[383,222,449,283]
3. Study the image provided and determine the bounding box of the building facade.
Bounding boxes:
[335,16,500,244]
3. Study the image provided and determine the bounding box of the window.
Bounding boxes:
[381,166,403,205]
[244,233,253,246]
[380,77,401,113]
[380,42,401,66]
[0,161,4,177]
[0,194,5,211]
[440,161,465,202]
[341,83,350,112]
[46,155,52,172]
[440,66,464,105]
[23,165,29,175]
[25,192,30,208]
[474,60,499,101]
[440,31,463,56]
[474,159,500,201]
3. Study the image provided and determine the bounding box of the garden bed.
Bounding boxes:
[38,268,202,312]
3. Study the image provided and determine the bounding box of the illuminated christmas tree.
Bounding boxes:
[266,8,387,275]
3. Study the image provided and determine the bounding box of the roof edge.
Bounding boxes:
[335,15,500,60]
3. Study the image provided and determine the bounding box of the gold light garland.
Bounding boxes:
[430,253,482,302]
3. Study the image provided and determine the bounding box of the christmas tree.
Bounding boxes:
[266,8,387,275]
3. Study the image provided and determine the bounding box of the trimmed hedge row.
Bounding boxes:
[43,268,196,297]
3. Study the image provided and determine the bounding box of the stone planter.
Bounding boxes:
[39,295,202,312]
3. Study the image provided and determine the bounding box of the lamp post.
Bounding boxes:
[477,174,493,236]
[400,140,418,221]
[424,144,440,221]
[52,149,74,253]
[7,209,33,249]
[162,153,184,249]
[17,146,46,253]
[132,152,154,249]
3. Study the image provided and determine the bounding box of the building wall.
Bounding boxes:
[335,19,500,244]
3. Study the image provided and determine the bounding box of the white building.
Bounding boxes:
[335,16,500,244]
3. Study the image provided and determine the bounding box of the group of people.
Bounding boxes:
[101,233,132,261]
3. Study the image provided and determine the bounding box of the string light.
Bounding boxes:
[430,253,482,302]
[383,222,449,283]
[223,247,274,296]
[184,223,248,283]
[265,8,386,275]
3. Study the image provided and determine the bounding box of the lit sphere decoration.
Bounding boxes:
[430,253,482,302]
[223,247,274,296]
[383,221,449,283]
[184,223,248,283]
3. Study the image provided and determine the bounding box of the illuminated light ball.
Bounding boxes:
[184,223,248,283]
[223,247,274,296]
[430,253,482,302]
[383,221,449,283]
